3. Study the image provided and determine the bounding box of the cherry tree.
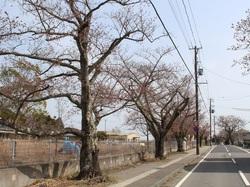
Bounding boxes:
[110,50,190,159]
[171,96,195,152]
[217,115,245,145]
[0,0,155,179]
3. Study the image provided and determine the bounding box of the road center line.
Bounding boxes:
[231,158,236,164]
[239,170,250,186]
[174,146,215,187]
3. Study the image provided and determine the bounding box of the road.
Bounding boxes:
[176,145,250,187]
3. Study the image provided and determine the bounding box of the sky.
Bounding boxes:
[5,0,248,136]
[98,0,250,134]
[149,0,250,130]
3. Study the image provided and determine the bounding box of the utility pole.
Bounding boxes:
[214,116,216,143]
[209,99,212,146]
[209,99,215,146]
[192,45,201,155]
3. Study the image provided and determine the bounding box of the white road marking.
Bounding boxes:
[174,146,215,187]
[233,145,250,154]
[239,170,250,186]
[228,153,231,157]
[231,158,236,164]
[224,145,229,152]
[109,151,191,187]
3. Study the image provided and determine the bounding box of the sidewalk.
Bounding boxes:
[108,146,211,187]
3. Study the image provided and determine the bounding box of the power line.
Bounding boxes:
[174,0,194,47]
[198,86,209,113]
[204,67,250,86]
[149,1,209,115]
[168,0,191,48]
[216,95,250,101]
[198,52,210,100]
[187,0,202,47]
[148,0,195,81]
[181,0,197,45]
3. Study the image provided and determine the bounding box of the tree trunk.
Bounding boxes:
[200,135,203,147]
[176,136,184,152]
[204,137,208,146]
[76,49,102,179]
[228,132,234,145]
[155,135,165,159]
[76,121,102,179]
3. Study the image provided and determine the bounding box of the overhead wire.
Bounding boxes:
[181,0,197,45]
[187,0,202,47]
[198,86,209,113]
[174,0,194,48]
[216,95,250,101]
[204,67,250,86]
[198,52,210,100]
[168,0,191,48]
[148,0,195,81]
[149,0,209,114]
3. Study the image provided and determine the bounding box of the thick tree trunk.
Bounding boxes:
[155,135,165,159]
[76,121,102,179]
[228,132,234,145]
[76,46,102,179]
[176,136,184,152]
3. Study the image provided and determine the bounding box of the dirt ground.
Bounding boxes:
[26,176,114,187]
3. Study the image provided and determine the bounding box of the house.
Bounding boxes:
[0,117,65,139]
[240,130,250,147]
[102,131,140,142]
[0,124,15,139]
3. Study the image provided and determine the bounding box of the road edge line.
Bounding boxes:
[239,170,250,186]
[233,145,250,153]
[174,146,215,187]
[109,150,193,187]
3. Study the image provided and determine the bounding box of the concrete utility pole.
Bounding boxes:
[192,46,201,155]
[209,99,214,146]
[214,116,215,139]
[209,99,212,146]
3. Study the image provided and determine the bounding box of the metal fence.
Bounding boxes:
[0,139,196,168]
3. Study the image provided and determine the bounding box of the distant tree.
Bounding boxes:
[199,123,209,146]
[217,115,245,145]
[171,96,195,152]
[110,50,190,159]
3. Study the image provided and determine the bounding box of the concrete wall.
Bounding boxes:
[0,153,145,187]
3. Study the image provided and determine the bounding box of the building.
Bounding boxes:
[103,131,140,142]
[0,124,15,139]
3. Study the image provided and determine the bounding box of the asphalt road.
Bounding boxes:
[176,145,250,187]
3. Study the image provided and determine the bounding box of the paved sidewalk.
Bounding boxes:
[108,146,211,187]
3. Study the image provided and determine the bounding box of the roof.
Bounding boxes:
[101,131,140,137]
